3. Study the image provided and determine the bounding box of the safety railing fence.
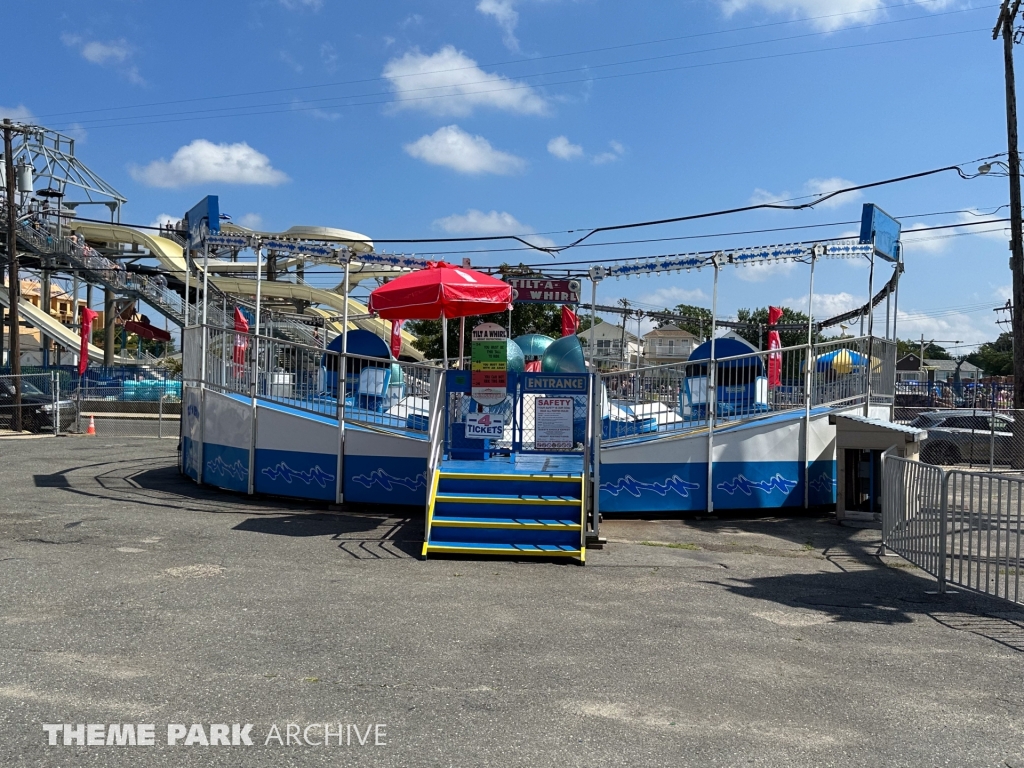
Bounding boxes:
[601,359,708,441]
[869,337,898,406]
[598,335,897,445]
[883,455,1024,605]
[185,324,439,431]
[946,470,1024,603]
[881,455,947,577]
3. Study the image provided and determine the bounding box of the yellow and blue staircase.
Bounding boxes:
[422,458,585,562]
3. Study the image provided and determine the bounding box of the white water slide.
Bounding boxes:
[68,221,421,356]
[0,284,106,363]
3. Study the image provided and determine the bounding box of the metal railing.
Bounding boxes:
[186,323,438,432]
[883,455,1024,605]
[598,335,896,445]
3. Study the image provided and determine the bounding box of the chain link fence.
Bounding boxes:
[893,380,1024,471]
[0,372,181,439]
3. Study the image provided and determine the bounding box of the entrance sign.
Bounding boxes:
[471,323,507,406]
[507,276,581,304]
[535,397,574,450]
[466,412,505,439]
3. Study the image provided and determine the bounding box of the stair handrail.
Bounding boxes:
[423,368,447,549]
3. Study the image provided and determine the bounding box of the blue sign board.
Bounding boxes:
[859,203,901,262]
[184,195,220,247]
[522,373,588,395]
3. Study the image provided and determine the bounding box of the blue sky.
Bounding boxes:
[3,0,1016,350]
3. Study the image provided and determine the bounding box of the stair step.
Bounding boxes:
[435,493,579,506]
[432,516,581,530]
[439,472,580,483]
[424,541,584,558]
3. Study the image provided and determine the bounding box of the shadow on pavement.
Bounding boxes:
[233,513,424,559]
[718,566,1024,652]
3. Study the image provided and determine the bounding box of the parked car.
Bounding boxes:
[0,378,76,433]
[910,409,1015,465]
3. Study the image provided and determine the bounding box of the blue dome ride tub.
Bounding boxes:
[321,330,395,398]
[505,338,526,374]
[541,335,587,374]
[513,333,555,360]
[684,336,769,420]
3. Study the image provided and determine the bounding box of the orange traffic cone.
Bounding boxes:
[86,415,96,436]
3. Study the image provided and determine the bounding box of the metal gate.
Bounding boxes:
[882,455,1024,603]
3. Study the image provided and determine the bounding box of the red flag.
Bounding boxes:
[767,305,783,388]
[561,305,579,337]
[78,307,98,376]
[232,308,249,369]
[390,319,403,359]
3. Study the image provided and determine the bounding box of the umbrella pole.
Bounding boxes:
[458,316,465,370]
[442,313,448,368]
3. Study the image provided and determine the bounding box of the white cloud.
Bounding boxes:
[382,45,547,116]
[718,0,954,32]
[477,0,520,51]
[434,209,555,249]
[637,286,709,307]
[782,291,862,319]
[129,140,290,189]
[734,259,798,283]
[149,213,177,229]
[895,308,993,347]
[751,176,860,210]
[320,43,338,73]
[0,105,34,123]
[62,34,144,85]
[592,140,626,165]
[547,135,583,161]
[280,0,323,10]
[279,50,304,73]
[901,211,1011,256]
[236,213,264,229]
[404,125,525,175]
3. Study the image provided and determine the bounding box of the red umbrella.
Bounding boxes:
[368,261,511,320]
[368,262,512,365]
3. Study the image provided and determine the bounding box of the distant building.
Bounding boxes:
[896,353,982,383]
[643,324,699,365]
[577,323,641,369]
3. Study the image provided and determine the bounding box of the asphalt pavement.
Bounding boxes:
[1,436,1023,767]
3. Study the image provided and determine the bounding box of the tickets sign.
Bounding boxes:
[466,412,505,439]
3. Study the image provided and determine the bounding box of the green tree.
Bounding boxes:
[895,338,953,360]
[967,332,1012,376]
[656,304,713,341]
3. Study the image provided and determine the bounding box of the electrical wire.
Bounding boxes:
[49,26,988,133]
[35,0,982,123]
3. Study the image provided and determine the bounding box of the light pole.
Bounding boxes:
[3,119,24,430]
[994,1,1024,464]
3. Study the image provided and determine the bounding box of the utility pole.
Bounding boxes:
[995,1,1024,464]
[3,119,22,431]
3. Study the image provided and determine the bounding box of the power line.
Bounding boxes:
[49,26,989,133]
[36,0,980,123]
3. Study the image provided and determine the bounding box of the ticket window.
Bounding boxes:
[844,449,882,514]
